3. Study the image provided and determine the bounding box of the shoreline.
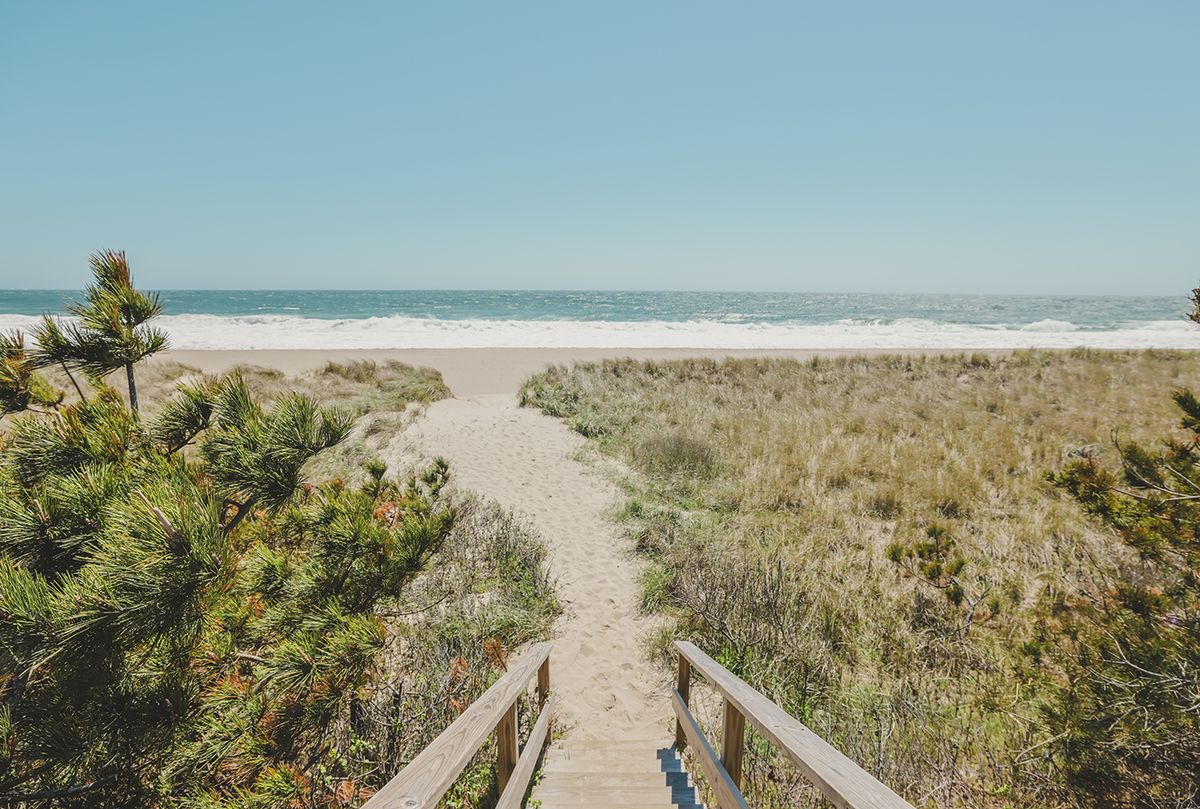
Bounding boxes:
[162,347,1019,397]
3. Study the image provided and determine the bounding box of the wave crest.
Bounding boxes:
[0,314,1196,350]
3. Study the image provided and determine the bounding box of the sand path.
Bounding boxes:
[395,393,668,741]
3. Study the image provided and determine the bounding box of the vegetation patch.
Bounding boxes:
[0,253,555,808]
[521,350,1200,808]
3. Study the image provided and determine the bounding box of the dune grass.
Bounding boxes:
[520,349,1200,808]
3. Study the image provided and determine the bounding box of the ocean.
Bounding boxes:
[1,290,1197,350]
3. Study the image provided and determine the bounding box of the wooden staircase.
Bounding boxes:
[363,641,916,809]
[531,739,702,808]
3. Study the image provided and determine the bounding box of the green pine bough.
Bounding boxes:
[30,249,168,413]
[0,256,461,807]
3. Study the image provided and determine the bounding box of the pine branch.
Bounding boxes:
[0,778,107,803]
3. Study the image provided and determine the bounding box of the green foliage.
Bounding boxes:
[0,331,61,416]
[196,374,353,513]
[32,250,168,412]
[887,525,973,613]
[0,253,538,808]
[1044,391,1200,805]
[0,372,454,807]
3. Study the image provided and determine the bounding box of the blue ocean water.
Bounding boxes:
[0,289,1188,327]
[0,290,1195,349]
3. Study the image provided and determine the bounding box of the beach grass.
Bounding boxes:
[520,349,1200,808]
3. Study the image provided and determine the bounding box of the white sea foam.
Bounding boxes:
[1,314,1198,350]
[1020,319,1080,332]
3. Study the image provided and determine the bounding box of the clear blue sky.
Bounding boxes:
[1,2,1196,293]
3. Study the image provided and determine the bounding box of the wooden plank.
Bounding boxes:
[495,702,518,793]
[537,657,550,705]
[674,641,914,809]
[364,641,552,809]
[720,698,746,789]
[671,689,749,809]
[495,694,555,809]
[674,654,691,751]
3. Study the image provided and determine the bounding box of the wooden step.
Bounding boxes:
[540,758,673,774]
[551,738,673,751]
[537,772,693,788]
[529,739,703,809]
[535,801,700,806]
[531,787,699,804]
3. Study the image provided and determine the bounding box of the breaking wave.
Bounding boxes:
[2,314,1198,350]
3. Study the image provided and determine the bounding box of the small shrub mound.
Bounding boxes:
[322,358,383,383]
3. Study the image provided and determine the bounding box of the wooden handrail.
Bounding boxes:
[364,642,553,809]
[674,641,915,809]
[495,694,556,809]
[672,688,749,809]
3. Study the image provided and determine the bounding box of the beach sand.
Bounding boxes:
[163,346,981,397]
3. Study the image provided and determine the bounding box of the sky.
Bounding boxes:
[0,2,1196,294]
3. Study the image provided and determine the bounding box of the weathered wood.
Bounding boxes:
[720,698,746,790]
[674,641,915,809]
[672,689,749,809]
[495,694,556,809]
[674,654,692,751]
[363,641,552,809]
[495,702,518,793]
[537,657,551,705]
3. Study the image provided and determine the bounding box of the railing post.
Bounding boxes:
[674,653,691,751]
[537,657,550,706]
[720,698,746,792]
[495,701,518,793]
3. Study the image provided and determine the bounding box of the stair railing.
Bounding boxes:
[364,641,554,809]
[673,641,915,809]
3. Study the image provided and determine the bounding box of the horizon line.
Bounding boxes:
[0,288,1188,300]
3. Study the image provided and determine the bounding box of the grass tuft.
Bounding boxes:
[634,431,718,478]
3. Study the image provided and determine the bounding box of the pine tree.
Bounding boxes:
[1,257,455,807]
[32,250,168,413]
[0,375,453,807]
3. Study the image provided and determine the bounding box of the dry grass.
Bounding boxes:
[36,357,451,414]
[520,349,1200,808]
[55,358,453,482]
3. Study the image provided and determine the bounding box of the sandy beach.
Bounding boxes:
[162,347,990,396]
